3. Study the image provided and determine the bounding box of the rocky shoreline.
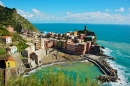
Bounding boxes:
[84,54,120,83]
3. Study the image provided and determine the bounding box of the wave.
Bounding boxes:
[102,60,130,86]
[102,47,112,56]
[101,46,130,86]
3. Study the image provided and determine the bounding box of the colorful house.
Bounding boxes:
[75,43,87,55]
[0,57,16,69]
[6,46,17,55]
[74,31,78,36]
[2,36,12,44]
[67,43,77,52]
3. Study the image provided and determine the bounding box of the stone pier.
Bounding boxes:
[84,54,119,82]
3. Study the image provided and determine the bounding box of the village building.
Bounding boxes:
[0,57,16,69]
[22,58,37,69]
[79,34,86,40]
[6,46,17,55]
[22,47,33,58]
[73,31,78,36]
[44,39,53,49]
[67,43,77,52]
[32,32,39,38]
[33,38,46,50]
[26,42,35,52]
[75,43,87,55]
[33,38,41,50]
[2,36,12,44]
[57,40,67,49]
[66,32,71,36]
[86,41,92,52]
[51,39,58,48]
[30,49,46,66]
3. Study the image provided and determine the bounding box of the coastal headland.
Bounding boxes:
[0,24,119,85]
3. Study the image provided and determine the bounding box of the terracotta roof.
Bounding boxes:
[2,36,11,38]
[4,57,15,61]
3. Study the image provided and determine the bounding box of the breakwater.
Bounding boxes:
[84,54,120,82]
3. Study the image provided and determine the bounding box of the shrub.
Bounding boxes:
[6,70,101,86]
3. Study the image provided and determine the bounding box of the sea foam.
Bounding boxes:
[102,47,130,86]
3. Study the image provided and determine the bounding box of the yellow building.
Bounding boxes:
[74,31,78,36]
[5,57,16,68]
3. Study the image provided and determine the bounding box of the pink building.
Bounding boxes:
[44,40,54,49]
[79,34,86,40]
[67,43,76,52]
[6,25,14,33]
[67,42,87,55]
[86,41,91,52]
[75,43,87,55]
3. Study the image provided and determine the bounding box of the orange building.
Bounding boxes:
[74,31,78,36]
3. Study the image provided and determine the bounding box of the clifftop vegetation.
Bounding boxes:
[0,26,27,56]
[0,5,38,32]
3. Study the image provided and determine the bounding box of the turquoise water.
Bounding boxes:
[34,61,102,81]
[33,23,130,86]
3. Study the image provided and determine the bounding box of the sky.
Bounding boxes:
[0,0,130,24]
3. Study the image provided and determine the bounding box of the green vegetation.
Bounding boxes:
[0,5,38,32]
[0,26,11,37]
[5,70,100,86]
[0,48,6,55]
[78,26,96,36]
[11,32,28,52]
[0,26,28,52]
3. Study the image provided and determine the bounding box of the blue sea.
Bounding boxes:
[32,23,130,86]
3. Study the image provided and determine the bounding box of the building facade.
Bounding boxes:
[6,46,17,55]
[30,49,46,66]
[2,36,12,44]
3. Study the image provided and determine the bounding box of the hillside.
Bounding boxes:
[0,26,27,56]
[0,5,38,32]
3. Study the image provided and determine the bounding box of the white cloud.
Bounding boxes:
[63,12,130,24]
[17,8,56,22]
[17,8,130,24]
[0,1,4,6]
[105,9,111,12]
[17,9,34,19]
[32,8,44,17]
[115,7,125,12]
